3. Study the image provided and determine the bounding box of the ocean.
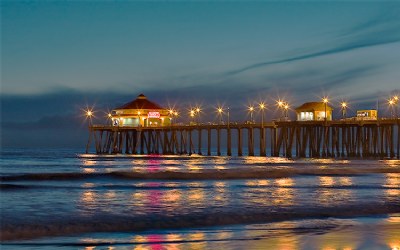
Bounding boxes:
[1,148,399,249]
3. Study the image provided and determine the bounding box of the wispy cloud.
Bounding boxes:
[226,12,400,76]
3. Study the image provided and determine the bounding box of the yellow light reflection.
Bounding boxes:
[214,165,226,170]
[212,157,228,165]
[214,181,228,206]
[104,191,116,199]
[130,192,147,208]
[165,166,180,171]
[82,183,95,188]
[79,191,97,215]
[314,228,359,250]
[188,232,205,241]
[133,235,147,243]
[165,182,179,188]
[166,233,182,242]
[131,166,146,173]
[188,189,205,203]
[273,187,294,206]
[383,160,400,167]
[317,177,354,205]
[387,215,400,223]
[385,173,400,200]
[385,173,400,187]
[216,231,233,240]
[81,191,96,203]
[320,176,335,186]
[214,181,226,188]
[258,179,269,186]
[188,182,205,188]
[82,160,96,166]
[246,180,269,187]
[272,178,295,206]
[133,245,150,250]
[163,190,181,203]
[188,232,206,250]
[383,214,400,250]
[165,233,182,250]
[339,177,353,186]
[244,223,298,250]
[275,178,294,187]
[187,165,203,172]
[82,168,96,173]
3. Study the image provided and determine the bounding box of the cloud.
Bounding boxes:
[1,114,85,130]
[226,12,400,76]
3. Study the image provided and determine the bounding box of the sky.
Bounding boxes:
[1,1,400,148]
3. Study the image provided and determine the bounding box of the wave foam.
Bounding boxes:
[1,201,400,241]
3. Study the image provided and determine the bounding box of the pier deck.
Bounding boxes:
[86,119,400,158]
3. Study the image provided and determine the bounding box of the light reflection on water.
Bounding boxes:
[75,171,399,216]
[2,150,400,246]
[75,216,400,250]
[385,173,400,201]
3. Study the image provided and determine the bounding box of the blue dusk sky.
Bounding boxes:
[1,1,400,147]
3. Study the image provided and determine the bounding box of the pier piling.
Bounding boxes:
[87,120,399,158]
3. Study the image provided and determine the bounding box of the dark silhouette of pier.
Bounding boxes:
[86,119,400,159]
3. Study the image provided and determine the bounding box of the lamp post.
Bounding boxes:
[248,106,254,123]
[107,113,112,125]
[190,110,195,125]
[277,100,284,120]
[341,102,347,119]
[85,110,94,154]
[393,95,399,119]
[174,111,179,124]
[323,97,329,121]
[168,109,174,126]
[259,102,265,127]
[217,107,223,124]
[227,107,230,127]
[86,110,93,127]
[389,99,394,118]
[196,107,201,124]
[284,104,289,120]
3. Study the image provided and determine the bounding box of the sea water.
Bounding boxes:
[1,148,399,249]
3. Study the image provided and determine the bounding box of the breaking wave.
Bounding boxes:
[1,166,399,182]
[1,201,399,241]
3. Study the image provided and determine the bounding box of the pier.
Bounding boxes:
[86,119,400,159]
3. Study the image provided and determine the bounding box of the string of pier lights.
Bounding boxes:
[388,95,399,119]
[83,94,399,126]
[81,99,352,125]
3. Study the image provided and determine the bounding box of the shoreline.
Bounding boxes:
[2,214,399,249]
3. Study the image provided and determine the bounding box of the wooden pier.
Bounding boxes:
[86,120,400,159]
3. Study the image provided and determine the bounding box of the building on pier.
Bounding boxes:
[111,94,171,127]
[356,110,377,120]
[295,102,333,121]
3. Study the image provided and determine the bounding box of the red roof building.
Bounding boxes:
[111,94,171,127]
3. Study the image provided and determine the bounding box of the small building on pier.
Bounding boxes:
[295,102,333,121]
[356,110,377,120]
[111,94,171,127]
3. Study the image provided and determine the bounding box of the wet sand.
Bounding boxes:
[3,214,399,249]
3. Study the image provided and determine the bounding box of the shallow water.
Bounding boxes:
[1,148,399,249]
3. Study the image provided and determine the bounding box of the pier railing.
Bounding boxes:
[86,119,400,159]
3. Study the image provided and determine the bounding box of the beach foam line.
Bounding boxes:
[1,201,400,241]
[1,167,399,182]
[1,182,399,191]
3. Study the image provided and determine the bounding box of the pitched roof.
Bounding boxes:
[295,102,333,111]
[115,94,165,110]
